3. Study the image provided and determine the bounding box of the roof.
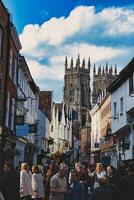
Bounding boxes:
[108,57,134,93]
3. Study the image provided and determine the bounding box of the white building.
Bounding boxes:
[109,58,134,164]
[90,103,101,163]
[37,109,50,152]
[15,55,39,166]
[50,102,72,161]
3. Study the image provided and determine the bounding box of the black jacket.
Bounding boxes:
[0,171,19,200]
[118,173,134,200]
[92,187,113,200]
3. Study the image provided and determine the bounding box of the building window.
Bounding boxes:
[113,102,117,118]
[11,98,15,130]
[6,92,10,127]
[129,73,134,94]
[120,97,123,115]
[0,27,3,60]
[13,59,17,84]
[9,49,13,78]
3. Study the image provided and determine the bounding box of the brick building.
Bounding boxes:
[39,91,53,121]
[0,1,21,169]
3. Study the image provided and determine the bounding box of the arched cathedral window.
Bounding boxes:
[70,84,74,102]
[81,83,85,106]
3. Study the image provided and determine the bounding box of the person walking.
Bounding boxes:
[117,161,134,200]
[0,161,19,200]
[92,176,113,200]
[31,165,45,200]
[49,164,68,200]
[20,162,33,200]
[65,169,85,200]
[45,161,58,200]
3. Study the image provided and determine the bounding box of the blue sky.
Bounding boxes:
[2,0,134,102]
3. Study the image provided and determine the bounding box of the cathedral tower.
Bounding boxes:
[63,55,91,127]
[92,62,118,104]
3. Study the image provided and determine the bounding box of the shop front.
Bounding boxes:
[100,136,117,168]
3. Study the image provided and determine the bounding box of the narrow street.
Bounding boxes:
[0,0,134,200]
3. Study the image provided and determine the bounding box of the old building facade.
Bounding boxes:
[0,1,22,170]
[108,58,134,165]
[0,1,10,171]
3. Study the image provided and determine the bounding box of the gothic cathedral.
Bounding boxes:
[63,55,91,127]
[63,55,118,128]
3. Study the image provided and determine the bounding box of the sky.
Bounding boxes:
[2,0,134,102]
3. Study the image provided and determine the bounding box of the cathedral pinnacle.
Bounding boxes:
[82,58,85,68]
[106,62,108,75]
[98,65,101,76]
[76,54,80,68]
[88,57,91,72]
[114,64,117,75]
[102,66,105,75]
[70,57,74,69]
[109,65,113,75]
[65,56,68,71]
[93,64,96,76]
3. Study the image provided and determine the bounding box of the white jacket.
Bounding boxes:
[32,173,45,198]
[20,170,33,197]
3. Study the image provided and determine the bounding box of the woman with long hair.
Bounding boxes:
[32,165,45,200]
[20,162,32,200]
[91,163,106,189]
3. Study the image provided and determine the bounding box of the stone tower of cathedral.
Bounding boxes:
[63,55,91,127]
[92,62,118,103]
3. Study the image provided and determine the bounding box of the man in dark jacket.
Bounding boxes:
[65,170,85,200]
[92,176,113,200]
[118,161,134,200]
[0,161,19,200]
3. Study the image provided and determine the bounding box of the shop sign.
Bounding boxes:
[94,143,99,148]
[16,124,29,136]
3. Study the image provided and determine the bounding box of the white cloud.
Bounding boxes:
[27,59,64,81]
[98,7,134,35]
[19,5,134,100]
[26,43,130,82]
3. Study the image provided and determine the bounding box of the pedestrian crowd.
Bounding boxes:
[0,160,134,200]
